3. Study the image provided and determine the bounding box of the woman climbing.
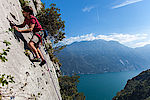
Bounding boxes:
[13,6,46,66]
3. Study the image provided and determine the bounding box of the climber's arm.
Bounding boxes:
[14,24,35,33]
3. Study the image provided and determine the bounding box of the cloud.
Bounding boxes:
[62,33,150,48]
[134,40,150,48]
[82,6,95,12]
[112,0,143,9]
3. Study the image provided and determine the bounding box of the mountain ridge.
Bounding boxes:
[57,39,150,75]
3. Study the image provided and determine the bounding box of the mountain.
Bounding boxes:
[57,40,149,75]
[135,44,150,62]
[113,69,150,100]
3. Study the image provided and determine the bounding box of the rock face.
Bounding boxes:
[113,69,150,100]
[0,0,62,100]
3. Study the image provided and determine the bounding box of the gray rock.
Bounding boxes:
[0,0,62,100]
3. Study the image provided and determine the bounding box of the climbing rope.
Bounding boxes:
[39,45,61,100]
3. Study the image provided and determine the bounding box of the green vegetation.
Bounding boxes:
[113,69,150,100]
[19,0,30,7]
[0,40,11,62]
[0,74,15,100]
[36,3,65,44]
[0,40,15,100]
[44,42,65,65]
[0,74,15,86]
[24,49,31,57]
[59,75,85,100]
[8,28,14,32]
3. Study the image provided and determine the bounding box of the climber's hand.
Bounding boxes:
[14,26,22,32]
[13,26,18,30]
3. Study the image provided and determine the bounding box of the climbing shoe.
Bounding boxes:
[39,60,46,66]
[30,58,42,62]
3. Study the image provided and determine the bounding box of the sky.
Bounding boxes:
[41,0,150,48]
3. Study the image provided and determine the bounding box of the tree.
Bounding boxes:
[36,3,65,44]
[58,75,85,100]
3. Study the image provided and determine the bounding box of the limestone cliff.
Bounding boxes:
[0,0,62,100]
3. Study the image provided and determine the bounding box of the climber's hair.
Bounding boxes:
[22,6,34,15]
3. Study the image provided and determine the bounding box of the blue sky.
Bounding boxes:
[41,0,150,48]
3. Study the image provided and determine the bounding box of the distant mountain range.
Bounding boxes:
[57,39,150,75]
[135,44,150,63]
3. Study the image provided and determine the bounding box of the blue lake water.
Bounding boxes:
[77,69,146,100]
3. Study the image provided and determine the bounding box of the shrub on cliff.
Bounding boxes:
[36,3,65,44]
[19,0,30,7]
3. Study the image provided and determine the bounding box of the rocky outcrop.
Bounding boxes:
[113,69,150,100]
[0,0,61,100]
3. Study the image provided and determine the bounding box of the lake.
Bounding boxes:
[77,69,145,100]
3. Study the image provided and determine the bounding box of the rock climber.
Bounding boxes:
[12,6,46,66]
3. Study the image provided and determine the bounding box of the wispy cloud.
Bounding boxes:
[62,33,150,48]
[112,0,143,9]
[82,6,95,12]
